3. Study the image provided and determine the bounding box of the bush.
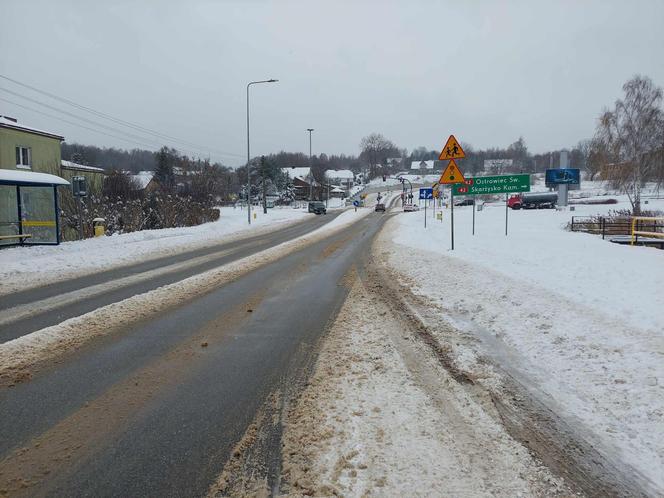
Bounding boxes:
[60,189,220,241]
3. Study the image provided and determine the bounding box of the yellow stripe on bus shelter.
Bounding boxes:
[21,221,56,227]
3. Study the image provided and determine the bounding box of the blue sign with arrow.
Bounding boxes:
[419,188,433,200]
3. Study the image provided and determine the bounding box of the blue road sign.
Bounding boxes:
[353,200,360,207]
[419,188,433,200]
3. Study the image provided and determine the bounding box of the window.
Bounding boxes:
[15,146,31,169]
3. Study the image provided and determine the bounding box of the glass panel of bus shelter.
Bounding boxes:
[0,185,20,246]
[19,186,58,244]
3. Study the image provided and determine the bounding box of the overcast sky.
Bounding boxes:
[1,0,663,167]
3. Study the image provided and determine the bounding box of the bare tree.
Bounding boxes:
[596,75,664,214]
[359,133,399,180]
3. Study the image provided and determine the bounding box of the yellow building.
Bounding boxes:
[0,116,103,246]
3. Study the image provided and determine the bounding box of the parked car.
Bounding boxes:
[375,203,386,212]
[454,198,474,206]
[308,201,327,215]
[403,203,419,212]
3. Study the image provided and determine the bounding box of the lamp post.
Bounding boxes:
[246,78,278,224]
[307,128,314,201]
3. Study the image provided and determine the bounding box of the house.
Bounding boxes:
[281,166,312,180]
[410,160,434,170]
[325,169,355,193]
[329,186,346,198]
[0,115,105,189]
[60,159,105,192]
[129,170,159,192]
[1,115,64,176]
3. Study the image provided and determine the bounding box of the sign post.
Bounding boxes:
[437,135,467,250]
[72,176,88,240]
[419,188,433,228]
[453,174,531,237]
[505,193,509,236]
[450,188,454,248]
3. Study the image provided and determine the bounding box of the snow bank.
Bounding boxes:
[281,279,569,496]
[382,190,664,490]
[0,206,312,295]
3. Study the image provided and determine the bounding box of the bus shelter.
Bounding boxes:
[0,169,70,247]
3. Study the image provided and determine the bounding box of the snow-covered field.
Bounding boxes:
[0,205,316,295]
[380,183,664,490]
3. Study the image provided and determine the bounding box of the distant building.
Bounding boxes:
[325,169,355,190]
[281,166,311,180]
[410,160,434,170]
[60,160,105,191]
[129,170,159,192]
[386,157,403,168]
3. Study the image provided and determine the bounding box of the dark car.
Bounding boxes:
[308,201,327,215]
[375,203,386,212]
[454,198,474,206]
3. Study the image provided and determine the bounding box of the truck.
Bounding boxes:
[508,192,557,210]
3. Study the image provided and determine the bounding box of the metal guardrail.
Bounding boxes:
[631,216,664,245]
[571,216,664,246]
[570,216,632,240]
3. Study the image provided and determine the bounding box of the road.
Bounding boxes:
[0,208,393,497]
[0,211,342,342]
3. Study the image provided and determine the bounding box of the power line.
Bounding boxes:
[0,73,244,159]
[0,97,173,151]
[0,86,176,150]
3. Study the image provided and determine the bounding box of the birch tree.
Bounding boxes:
[596,75,664,214]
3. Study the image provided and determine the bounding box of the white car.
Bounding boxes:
[403,203,420,212]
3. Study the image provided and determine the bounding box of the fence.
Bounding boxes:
[571,216,664,246]
[631,216,664,245]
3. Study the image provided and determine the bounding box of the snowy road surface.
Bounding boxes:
[0,206,388,496]
[0,210,341,341]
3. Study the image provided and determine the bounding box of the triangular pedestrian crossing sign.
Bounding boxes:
[439,135,465,160]
[439,159,466,184]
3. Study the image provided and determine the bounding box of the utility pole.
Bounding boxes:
[307,128,314,200]
[246,78,279,225]
[261,155,268,214]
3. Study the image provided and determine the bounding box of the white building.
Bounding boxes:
[410,160,435,170]
[325,169,355,187]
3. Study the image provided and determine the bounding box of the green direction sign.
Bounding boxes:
[452,174,531,195]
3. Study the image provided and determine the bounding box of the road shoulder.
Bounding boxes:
[278,270,572,497]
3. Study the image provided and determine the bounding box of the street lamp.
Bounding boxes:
[307,128,314,201]
[246,78,278,224]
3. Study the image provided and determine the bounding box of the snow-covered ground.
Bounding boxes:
[281,278,572,497]
[0,205,317,295]
[380,182,664,491]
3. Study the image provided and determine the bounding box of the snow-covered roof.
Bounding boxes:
[282,167,311,179]
[61,160,105,173]
[325,169,354,180]
[0,169,70,186]
[130,171,155,189]
[410,160,434,170]
[330,186,345,193]
[0,116,64,140]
